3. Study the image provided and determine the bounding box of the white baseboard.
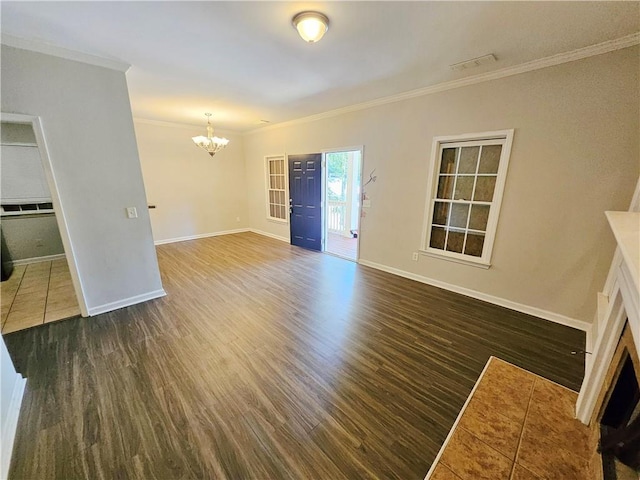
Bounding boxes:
[87,289,166,316]
[248,229,290,243]
[152,227,289,246]
[358,259,590,332]
[10,253,66,266]
[1,375,26,480]
[154,228,250,245]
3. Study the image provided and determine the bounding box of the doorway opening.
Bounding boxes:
[324,148,362,261]
[0,114,86,333]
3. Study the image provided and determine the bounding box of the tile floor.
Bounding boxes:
[1,258,80,334]
[427,357,595,480]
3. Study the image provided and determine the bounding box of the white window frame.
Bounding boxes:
[420,129,514,268]
[264,154,289,223]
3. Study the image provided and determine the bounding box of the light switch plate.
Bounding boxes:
[126,207,138,219]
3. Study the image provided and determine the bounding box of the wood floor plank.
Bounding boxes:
[3,232,585,479]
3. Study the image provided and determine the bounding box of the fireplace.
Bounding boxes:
[593,323,640,479]
[575,206,640,480]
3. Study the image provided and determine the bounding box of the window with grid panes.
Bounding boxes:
[422,130,514,267]
[265,155,287,222]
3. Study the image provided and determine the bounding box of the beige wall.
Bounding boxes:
[2,214,64,261]
[5,43,634,325]
[1,46,164,313]
[134,120,248,243]
[243,46,640,323]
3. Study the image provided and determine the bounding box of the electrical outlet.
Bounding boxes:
[412,252,419,261]
[362,199,371,208]
[236,217,241,222]
[126,207,138,219]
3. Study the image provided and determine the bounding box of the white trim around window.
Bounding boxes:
[264,154,289,223]
[420,129,514,268]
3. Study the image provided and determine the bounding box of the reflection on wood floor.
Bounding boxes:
[1,258,80,334]
[3,232,585,479]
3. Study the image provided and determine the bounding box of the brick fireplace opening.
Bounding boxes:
[591,323,640,479]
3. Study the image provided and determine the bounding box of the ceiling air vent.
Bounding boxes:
[450,54,497,71]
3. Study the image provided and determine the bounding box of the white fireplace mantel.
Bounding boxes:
[576,210,640,424]
[606,211,640,328]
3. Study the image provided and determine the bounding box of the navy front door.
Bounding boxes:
[289,154,322,251]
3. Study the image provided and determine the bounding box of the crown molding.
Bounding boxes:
[4,29,635,133]
[1,34,130,72]
[133,117,202,130]
[245,32,640,136]
[133,117,239,136]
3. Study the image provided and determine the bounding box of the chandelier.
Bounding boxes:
[192,113,229,157]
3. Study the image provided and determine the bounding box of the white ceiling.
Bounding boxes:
[2,1,638,132]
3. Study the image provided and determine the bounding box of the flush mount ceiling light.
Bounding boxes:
[292,11,329,43]
[192,113,229,157]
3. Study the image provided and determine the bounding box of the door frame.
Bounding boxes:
[321,145,364,261]
[1,112,88,317]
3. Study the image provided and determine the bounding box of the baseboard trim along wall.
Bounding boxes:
[87,289,167,316]
[248,229,289,243]
[0,375,26,480]
[153,228,290,246]
[11,253,66,266]
[358,259,591,332]
[154,228,250,246]
[154,229,588,332]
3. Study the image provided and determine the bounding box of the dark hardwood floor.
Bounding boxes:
[3,232,585,479]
